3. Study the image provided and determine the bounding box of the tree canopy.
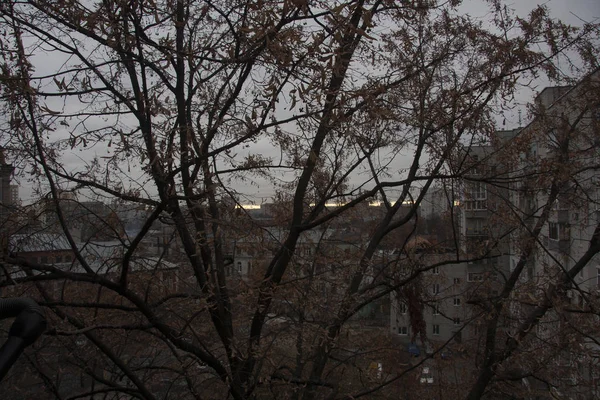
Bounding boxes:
[0,1,599,399]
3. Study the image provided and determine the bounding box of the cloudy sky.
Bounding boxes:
[9,0,600,204]
[234,0,600,203]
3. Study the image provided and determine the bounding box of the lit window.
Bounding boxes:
[453,297,461,306]
[433,325,440,335]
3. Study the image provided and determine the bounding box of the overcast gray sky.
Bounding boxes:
[10,0,600,204]
[233,0,600,204]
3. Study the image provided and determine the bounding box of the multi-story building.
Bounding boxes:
[390,128,520,352]
[0,149,15,255]
[390,243,469,345]
[8,185,18,205]
[507,71,600,398]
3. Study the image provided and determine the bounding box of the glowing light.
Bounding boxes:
[235,204,262,210]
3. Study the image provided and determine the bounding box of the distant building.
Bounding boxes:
[0,148,14,206]
[460,129,517,288]
[41,199,125,242]
[420,186,453,220]
[0,149,15,255]
[389,128,521,353]
[9,185,18,205]
[9,233,75,266]
[390,240,469,346]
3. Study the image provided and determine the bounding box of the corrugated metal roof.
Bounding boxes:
[10,233,72,252]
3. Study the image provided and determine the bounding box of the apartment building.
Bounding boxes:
[507,71,600,398]
[390,128,520,352]
[515,75,600,294]
[390,243,469,344]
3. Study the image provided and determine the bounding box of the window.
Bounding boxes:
[433,324,440,335]
[432,303,440,315]
[465,200,488,210]
[549,222,559,240]
[399,302,407,314]
[453,278,461,284]
[465,182,487,210]
[468,272,484,282]
[432,284,440,295]
[237,261,242,273]
[453,297,461,306]
[597,269,600,288]
[467,218,485,235]
[469,155,482,175]
[432,266,440,275]
[398,326,408,335]
[454,318,461,325]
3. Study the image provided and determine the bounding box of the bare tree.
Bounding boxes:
[0,1,598,399]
